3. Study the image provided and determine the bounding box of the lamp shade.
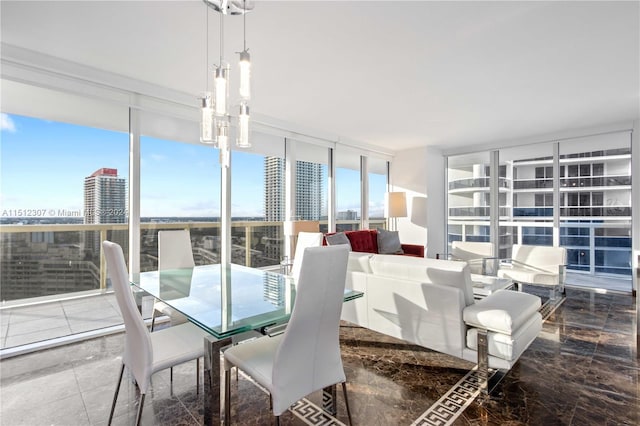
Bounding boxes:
[385,192,407,218]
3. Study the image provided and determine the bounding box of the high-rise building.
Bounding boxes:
[83,168,127,259]
[263,158,323,221]
[84,168,127,224]
[263,157,324,262]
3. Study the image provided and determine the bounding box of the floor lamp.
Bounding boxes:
[385,192,407,231]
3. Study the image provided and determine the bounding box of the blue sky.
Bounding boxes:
[1,113,385,218]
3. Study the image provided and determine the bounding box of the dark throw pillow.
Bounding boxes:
[377,229,404,254]
[325,232,352,250]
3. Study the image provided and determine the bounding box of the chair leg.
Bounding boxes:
[196,358,200,395]
[224,368,231,425]
[170,366,173,384]
[108,364,125,426]
[341,382,354,426]
[150,307,157,331]
[135,393,145,426]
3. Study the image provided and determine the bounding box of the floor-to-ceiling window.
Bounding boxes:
[0,79,129,348]
[335,148,362,231]
[446,152,492,248]
[559,133,633,280]
[445,131,633,292]
[502,143,555,259]
[294,140,329,232]
[139,111,220,272]
[368,157,388,230]
[232,132,285,268]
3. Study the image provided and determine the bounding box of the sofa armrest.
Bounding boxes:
[401,244,424,257]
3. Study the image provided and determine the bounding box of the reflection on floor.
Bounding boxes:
[0,288,637,425]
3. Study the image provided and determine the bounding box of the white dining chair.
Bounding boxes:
[289,231,323,280]
[150,229,194,331]
[223,245,353,425]
[103,240,208,426]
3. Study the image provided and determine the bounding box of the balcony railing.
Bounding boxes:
[512,175,631,190]
[448,207,510,217]
[448,177,510,191]
[446,219,633,280]
[561,175,631,188]
[0,219,386,305]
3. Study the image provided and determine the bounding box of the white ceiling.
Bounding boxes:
[1,1,639,154]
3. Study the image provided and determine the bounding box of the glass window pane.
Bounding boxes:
[140,112,220,272]
[295,141,328,232]
[560,131,632,285]
[368,157,387,229]
[335,148,361,231]
[0,82,129,349]
[447,152,492,253]
[233,130,287,266]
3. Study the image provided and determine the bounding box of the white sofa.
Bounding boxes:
[342,253,542,370]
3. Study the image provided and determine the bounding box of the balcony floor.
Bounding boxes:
[0,287,638,425]
[1,294,123,351]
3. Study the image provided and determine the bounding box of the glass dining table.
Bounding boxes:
[131,263,363,425]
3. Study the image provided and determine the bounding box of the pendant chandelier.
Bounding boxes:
[200,0,253,148]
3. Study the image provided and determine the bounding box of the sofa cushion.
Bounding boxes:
[497,266,559,285]
[463,290,541,334]
[466,313,542,361]
[345,230,378,253]
[376,228,404,254]
[347,252,373,274]
[425,264,475,307]
[369,255,475,306]
[325,232,352,249]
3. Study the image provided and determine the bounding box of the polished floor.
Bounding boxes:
[0,287,637,425]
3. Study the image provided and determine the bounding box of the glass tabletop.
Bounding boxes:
[131,264,362,339]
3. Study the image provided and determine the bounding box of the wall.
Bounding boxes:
[391,146,444,259]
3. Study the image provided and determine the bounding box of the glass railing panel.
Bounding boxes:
[513,179,553,189]
[0,224,128,302]
[336,220,360,232]
[560,176,631,188]
[449,177,511,191]
[232,222,283,268]
[560,207,631,217]
[513,207,553,217]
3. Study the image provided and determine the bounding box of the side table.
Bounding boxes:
[470,274,514,299]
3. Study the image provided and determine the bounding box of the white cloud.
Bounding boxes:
[1,113,16,133]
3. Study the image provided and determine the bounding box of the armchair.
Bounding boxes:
[447,241,496,275]
[497,244,567,303]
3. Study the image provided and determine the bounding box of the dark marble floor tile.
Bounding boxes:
[572,388,640,425]
[0,286,636,426]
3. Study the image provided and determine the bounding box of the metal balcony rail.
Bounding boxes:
[0,219,386,305]
[448,177,510,191]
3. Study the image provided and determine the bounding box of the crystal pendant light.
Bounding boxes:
[238,0,251,101]
[200,93,215,144]
[213,63,229,116]
[200,7,215,144]
[238,50,250,100]
[216,116,229,147]
[236,102,250,148]
[236,0,251,147]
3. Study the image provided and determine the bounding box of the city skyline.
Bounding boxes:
[1,113,385,220]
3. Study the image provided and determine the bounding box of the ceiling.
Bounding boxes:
[1,1,638,154]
